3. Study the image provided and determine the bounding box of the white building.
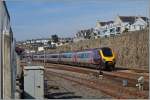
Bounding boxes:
[38,47,44,51]
[95,21,115,37]
[130,17,149,31]
[94,15,149,38]
[114,16,149,33]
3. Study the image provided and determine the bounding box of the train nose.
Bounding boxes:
[102,58,115,64]
[102,58,114,62]
[106,61,114,65]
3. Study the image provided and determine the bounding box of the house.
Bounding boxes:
[93,15,149,38]
[59,37,73,43]
[114,16,137,34]
[96,21,114,29]
[114,16,149,33]
[95,21,115,37]
[34,38,50,45]
[130,16,149,31]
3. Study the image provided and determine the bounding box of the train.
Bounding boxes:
[32,47,116,71]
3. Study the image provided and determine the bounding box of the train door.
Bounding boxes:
[72,52,77,63]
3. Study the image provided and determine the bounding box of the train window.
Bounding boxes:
[65,53,71,58]
[77,53,81,58]
[34,56,37,58]
[101,48,113,57]
[81,53,89,58]
[81,54,84,58]
[69,54,72,58]
[52,55,58,58]
[86,53,90,58]
[80,53,83,58]
[63,54,66,58]
[95,51,100,58]
[83,54,85,58]
[77,53,89,58]
[66,54,69,58]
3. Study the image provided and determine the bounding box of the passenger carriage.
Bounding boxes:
[32,47,116,71]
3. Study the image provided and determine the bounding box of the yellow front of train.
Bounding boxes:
[99,47,116,70]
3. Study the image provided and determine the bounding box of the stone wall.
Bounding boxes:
[49,29,149,70]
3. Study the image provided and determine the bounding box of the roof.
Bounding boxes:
[24,66,44,70]
[140,17,149,22]
[72,47,111,52]
[119,16,137,24]
[98,21,114,26]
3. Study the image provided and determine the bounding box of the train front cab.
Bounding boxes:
[99,47,115,70]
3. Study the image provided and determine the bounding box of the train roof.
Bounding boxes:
[72,47,111,52]
[33,47,111,55]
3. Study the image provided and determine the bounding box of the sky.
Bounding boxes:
[6,0,149,41]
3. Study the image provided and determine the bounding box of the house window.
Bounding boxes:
[103,30,107,33]
[116,27,121,32]
[110,29,113,33]
[140,25,144,30]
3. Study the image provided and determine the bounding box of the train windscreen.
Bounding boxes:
[101,48,113,57]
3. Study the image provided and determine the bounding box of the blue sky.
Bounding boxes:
[6,0,149,41]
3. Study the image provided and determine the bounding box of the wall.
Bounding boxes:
[0,1,14,98]
[49,29,148,70]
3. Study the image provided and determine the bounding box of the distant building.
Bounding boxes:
[59,37,73,44]
[93,15,149,38]
[115,16,149,33]
[31,38,50,45]
[130,17,149,31]
[17,37,74,51]
[114,16,137,34]
[95,21,114,37]
[38,47,44,51]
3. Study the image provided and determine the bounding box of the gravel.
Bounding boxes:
[45,70,111,99]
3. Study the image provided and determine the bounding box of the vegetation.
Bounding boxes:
[123,28,129,33]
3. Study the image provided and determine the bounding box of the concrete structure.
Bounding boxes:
[24,66,44,99]
[0,1,15,99]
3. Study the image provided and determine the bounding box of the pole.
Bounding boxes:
[0,30,3,99]
[44,49,46,67]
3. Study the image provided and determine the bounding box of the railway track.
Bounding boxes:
[31,61,149,90]
[23,61,149,98]
[46,68,148,99]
